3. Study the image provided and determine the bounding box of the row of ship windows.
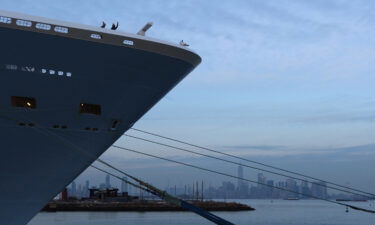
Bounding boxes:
[17,121,102,132]
[11,96,101,115]
[4,64,72,77]
[0,16,135,46]
[13,96,121,131]
[41,69,72,77]
[17,122,102,132]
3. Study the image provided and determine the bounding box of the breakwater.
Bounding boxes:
[42,200,254,212]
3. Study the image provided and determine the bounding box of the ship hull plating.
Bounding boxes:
[0,26,198,225]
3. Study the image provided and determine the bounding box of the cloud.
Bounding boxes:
[215,143,375,158]
[223,145,285,151]
[292,113,375,124]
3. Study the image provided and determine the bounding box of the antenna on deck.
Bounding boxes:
[137,22,153,36]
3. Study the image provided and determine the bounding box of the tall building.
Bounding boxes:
[266,180,274,198]
[311,181,327,199]
[286,179,298,198]
[301,180,310,198]
[257,173,266,186]
[84,180,90,197]
[257,173,267,198]
[77,184,82,198]
[121,177,128,193]
[105,174,111,189]
[237,165,244,189]
[71,181,77,197]
[237,165,248,197]
[276,181,287,199]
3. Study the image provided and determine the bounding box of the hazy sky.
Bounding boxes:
[2,0,375,192]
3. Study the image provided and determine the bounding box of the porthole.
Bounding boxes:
[49,70,55,75]
[90,34,102,39]
[21,66,35,72]
[16,20,32,27]
[58,71,64,76]
[0,16,11,24]
[6,64,17,70]
[54,26,69,33]
[123,40,134,46]
[36,23,51,30]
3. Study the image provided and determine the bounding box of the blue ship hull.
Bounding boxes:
[0,12,200,225]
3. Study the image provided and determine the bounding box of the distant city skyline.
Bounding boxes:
[66,166,365,201]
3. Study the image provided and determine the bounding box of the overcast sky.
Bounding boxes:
[2,0,375,192]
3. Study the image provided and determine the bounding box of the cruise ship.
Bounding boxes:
[0,10,201,225]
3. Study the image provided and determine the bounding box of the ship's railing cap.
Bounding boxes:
[0,9,200,58]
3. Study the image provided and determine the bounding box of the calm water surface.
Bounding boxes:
[28,199,375,225]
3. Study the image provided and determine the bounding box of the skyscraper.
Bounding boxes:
[121,177,128,193]
[105,174,111,189]
[257,173,266,186]
[266,180,274,198]
[311,181,327,199]
[84,180,90,197]
[257,173,267,198]
[237,165,244,189]
[301,180,310,198]
[286,179,298,198]
[71,181,77,197]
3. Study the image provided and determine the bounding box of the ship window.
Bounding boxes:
[36,23,51,30]
[66,72,72,77]
[54,26,69,33]
[21,66,35,72]
[0,16,12,24]
[49,70,55,75]
[79,103,101,115]
[11,96,36,109]
[6,64,17,70]
[90,34,102,39]
[41,69,47,74]
[123,40,134,46]
[16,20,32,27]
[58,71,64,76]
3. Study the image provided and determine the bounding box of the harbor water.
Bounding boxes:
[28,199,375,225]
